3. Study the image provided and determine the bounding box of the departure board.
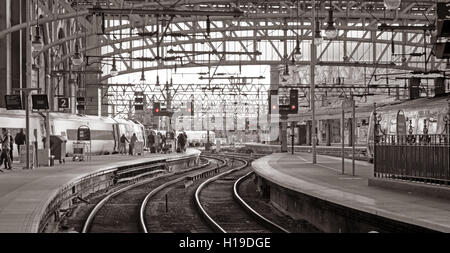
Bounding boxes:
[5,95,23,110]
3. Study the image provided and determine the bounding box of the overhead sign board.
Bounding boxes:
[31,94,49,110]
[58,97,69,109]
[5,95,23,110]
[437,3,450,20]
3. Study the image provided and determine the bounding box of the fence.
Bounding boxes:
[375,134,450,186]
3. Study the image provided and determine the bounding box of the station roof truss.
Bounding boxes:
[8,0,448,118]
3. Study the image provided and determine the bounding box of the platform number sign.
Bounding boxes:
[58,97,69,109]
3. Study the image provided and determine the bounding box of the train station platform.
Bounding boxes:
[252,152,450,233]
[0,149,201,233]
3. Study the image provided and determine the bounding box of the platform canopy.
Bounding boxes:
[2,0,447,118]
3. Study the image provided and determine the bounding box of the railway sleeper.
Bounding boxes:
[184,167,222,188]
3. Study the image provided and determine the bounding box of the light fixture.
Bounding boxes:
[293,40,302,61]
[206,16,211,38]
[32,26,43,52]
[324,2,338,39]
[110,58,118,76]
[140,69,146,82]
[384,0,401,10]
[156,75,160,86]
[72,44,83,66]
[314,20,323,45]
[282,64,290,79]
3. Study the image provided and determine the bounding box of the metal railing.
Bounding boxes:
[375,134,450,186]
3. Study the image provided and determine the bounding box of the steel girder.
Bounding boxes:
[10,0,446,118]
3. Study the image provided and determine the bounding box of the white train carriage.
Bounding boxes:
[0,108,46,160]
[0,109,147,157]
[51,113,117,155]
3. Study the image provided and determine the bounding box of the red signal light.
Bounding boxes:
[272,105,277,110]
[291,105,296,110]
[187,108,191,112]
[155,108,159,113]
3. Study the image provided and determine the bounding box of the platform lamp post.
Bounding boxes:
[310,0,320,164]
[446,102,450,144]
[14,88,41,170]
[373,102,378,177]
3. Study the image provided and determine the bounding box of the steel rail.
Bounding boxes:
[82,159,211,233]
[194,156,248,233]
[233,171,290,233]
[139,156,227,233]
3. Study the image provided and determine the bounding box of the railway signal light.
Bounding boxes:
[289,89,298,114]
[269,90,279,115]
[153,102,161,115]
[187,101,194,116]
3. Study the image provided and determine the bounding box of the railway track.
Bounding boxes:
[82,156,225,233]
[195,155,289,233]
[81,152,288,233]
[139,155,229,233]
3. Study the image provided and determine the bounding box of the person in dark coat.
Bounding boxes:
[14,129,26,155]
[183,131,188,152]
[119,134,129,155]
[177,133,186,153]
[9,135,13,161]
[129,133,137,155]
[1,129,12,170]
[147,132,155,149]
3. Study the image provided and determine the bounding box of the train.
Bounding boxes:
[0,109,146,158]
[366,94,450,159]
[274,94,450,160]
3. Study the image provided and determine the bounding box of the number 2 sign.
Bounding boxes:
[58,97,69,109]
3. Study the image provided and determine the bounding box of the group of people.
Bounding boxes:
[119,133,138,155]
[146,130,188,154]
[116,130,188,156]
[0,128,26,170]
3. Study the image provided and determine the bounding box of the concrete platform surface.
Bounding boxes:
[0,149,200,233]
[245,142,367,150]
[252,152,450,232]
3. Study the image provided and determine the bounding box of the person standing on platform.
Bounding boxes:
[1,129,12,170]
[9,134,13,162]
[177,132,186,153]
[156,132,162,153]
[183,131,188,152]
[148,132,155,153]
[0,133,4,168]
[129,133,137,156]
[15,129,26,156]
[119,134,129,155]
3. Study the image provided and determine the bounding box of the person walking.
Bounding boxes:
[129,133,137,156]
[15,129,26,156]
[119,134,129,155]
[1,129,12,170]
